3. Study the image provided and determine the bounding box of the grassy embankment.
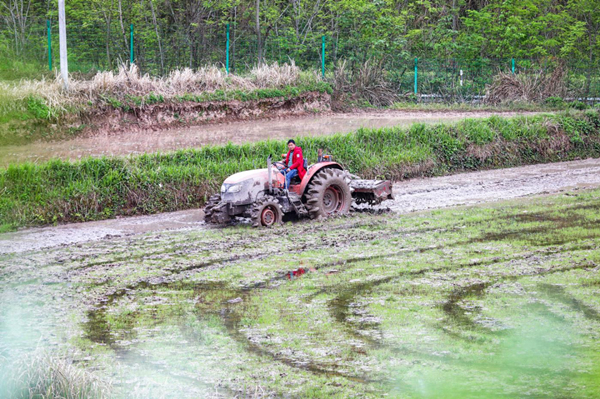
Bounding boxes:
[2,187,599,397]
[0,63,330,146]
[0,110,599,231]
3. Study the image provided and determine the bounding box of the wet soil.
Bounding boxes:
[0,110,541,166]
[388,156,600,213]
[2,156,599,255]
[1,178,599,397]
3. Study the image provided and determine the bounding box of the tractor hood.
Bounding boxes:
[223,169,269,184]
[221,168,284,205]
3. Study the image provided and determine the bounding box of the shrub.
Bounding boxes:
[568,101,589,110]
[545,96,565,108]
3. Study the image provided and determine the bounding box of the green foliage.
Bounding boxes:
[1,0,598,78]
[1,111,599,229]
[26,96,53,119]
[146,92,164,105]
[569,100,590,110]
[99,95,124,109]
[545,96,566,108]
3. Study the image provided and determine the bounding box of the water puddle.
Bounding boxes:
[0,111,539,166]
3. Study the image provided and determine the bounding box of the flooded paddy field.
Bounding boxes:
[0,110,541,167]
[1,184,599,397]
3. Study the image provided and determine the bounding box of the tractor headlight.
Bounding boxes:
[221,183,242,193]
[228,184,242,193]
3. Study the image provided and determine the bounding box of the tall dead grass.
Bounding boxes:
[1,61,314,112]
[485,65,567,105]
[332,59,398,107]
[0,352,112,398]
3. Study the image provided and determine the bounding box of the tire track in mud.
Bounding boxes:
[312,252,599,362]
[220,245,599,385]
[76,224,415,384]
[310,261,600,390]
[536,283,600,322]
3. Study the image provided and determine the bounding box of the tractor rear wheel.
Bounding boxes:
[204,194,222,224]
[251,196,283,227]
[305,168,352,219]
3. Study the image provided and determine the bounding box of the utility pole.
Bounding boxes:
[58,0,69,90]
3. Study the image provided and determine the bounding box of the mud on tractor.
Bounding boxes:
[204,151,393,227]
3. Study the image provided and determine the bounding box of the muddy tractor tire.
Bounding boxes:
[204,194,222,224]
[251,196,283,228]
[305,168,352,219]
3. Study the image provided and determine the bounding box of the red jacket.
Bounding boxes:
[285,146,306,180]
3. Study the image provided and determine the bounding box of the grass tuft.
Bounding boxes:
[0,352,111,398]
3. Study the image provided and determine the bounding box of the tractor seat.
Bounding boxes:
[293,160,308,183]
[289,160,308,185]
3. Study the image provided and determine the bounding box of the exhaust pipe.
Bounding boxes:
[267,155,272,194]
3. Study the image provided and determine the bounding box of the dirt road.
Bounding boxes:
[2,157,599,255]
[0,110,541,166]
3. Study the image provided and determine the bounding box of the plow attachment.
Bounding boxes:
[350,179,394,205]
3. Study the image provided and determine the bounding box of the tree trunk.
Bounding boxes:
[105,13,111,68]
[117,0,128,58]
[256,0,262,65]
[149,0,164,74]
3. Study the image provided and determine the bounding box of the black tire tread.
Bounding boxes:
[250,196,283,228]
[304,168,352,219]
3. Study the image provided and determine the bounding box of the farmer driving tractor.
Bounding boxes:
[280,139,306,189]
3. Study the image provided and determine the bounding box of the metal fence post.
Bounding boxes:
[47,20,52,71]
[130,24,134,65]
[414,58,418,95]
[512,58,515,74]
[226,24,230,74]
[321,35,326,78]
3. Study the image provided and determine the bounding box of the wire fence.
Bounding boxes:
[1,17,599,103]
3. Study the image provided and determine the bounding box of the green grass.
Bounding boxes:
[0,52,49,81]
[1,110,599,229]
[0,92,57,146]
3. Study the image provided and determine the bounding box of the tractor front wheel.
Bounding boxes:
[204,194,222,224]
[251,196,283,227]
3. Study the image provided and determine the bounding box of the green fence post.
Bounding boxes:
[321,35,326,78]
[512,58,515,74]
[226,24,230,75]
[130,24,134,65]
[47,20,52,71]
[414,58,418,95]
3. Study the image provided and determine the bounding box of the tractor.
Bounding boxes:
[204,150,393,227]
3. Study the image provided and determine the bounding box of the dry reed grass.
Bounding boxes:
[485,65,567,105]
[332,59,398,107]
[0,351,112,398]
[0,61,309,111]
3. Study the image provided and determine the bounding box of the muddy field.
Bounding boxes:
[1,159,599,398]
[0,110,541,167]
